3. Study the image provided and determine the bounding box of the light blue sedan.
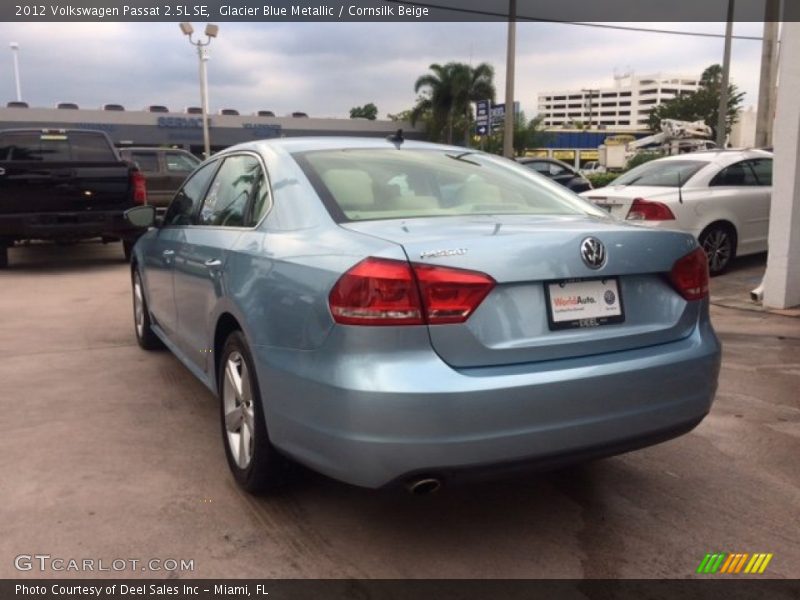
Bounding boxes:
[125,137,721,494]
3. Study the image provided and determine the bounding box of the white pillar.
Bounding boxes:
[763,21,800,309]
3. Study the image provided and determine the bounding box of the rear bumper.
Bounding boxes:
[254,317,721,489]
[0,211,142,242]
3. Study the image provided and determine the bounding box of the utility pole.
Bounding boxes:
[716,0,735,148]
[755,0,780,148]
[502,0,516,158]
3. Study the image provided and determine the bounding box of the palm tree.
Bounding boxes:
[413,62,496,145]
[701,64,724,89]
[452,62,495,146]
[413,63,458,143]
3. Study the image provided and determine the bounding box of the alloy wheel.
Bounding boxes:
[701,229,732,274]
[133,273,145,339]
[222,351,256,469]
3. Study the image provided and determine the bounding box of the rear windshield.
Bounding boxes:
[612,159,707,187]
[0,131,116,162]
[294,148,606,222]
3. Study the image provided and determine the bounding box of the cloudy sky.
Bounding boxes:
[0,21,765,119]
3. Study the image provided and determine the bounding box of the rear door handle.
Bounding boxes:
[162,249,175,257]
[204,259,222,268]
[0,167,5,176]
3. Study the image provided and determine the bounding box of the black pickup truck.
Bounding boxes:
[0,129,148,267]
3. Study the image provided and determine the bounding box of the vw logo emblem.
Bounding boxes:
[581,237,606,269]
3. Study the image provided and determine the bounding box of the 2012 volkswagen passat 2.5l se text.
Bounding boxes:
[125,137,721,493]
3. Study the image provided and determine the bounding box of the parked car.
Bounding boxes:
[0,128,147,266]
[118,147,200,211]
[516,157,593,193]
[581,149,772,275]
[581,161,607,175]
[125,137,720,493]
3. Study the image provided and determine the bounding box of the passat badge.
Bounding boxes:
[420,248,467,260]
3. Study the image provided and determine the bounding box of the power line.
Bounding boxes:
[382,1,764,41]
[564,21,761,40]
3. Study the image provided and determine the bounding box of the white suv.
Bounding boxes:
[581,149,772,274]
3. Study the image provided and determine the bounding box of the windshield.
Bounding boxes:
[293,148,607,222]
[612,159,707,187]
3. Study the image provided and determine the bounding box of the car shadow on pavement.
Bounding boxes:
[2,240,128,272]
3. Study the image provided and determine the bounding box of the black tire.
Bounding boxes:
[0,245,8,269]
[699,223,736,276]
[122,240,133,262]
[132,267,163,350]
[218,330,284,493]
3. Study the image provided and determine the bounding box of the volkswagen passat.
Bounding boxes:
[125,137,721,493]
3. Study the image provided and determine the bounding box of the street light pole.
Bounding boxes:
[180,22,218,159]
[197,44,211,158]
[10,42,21,102]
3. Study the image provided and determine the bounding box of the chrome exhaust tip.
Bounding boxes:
[406,477,442,495]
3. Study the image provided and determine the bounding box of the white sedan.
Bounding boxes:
[581,149,772,274]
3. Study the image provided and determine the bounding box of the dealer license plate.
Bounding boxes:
[545,278,625,330]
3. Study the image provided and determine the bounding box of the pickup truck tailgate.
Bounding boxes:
[0,161,132,214]
[0,130,133,215]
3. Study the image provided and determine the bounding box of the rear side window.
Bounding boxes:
[0,131,114,162]
[164,160,218,226]
[69,133,116,161]
[710,161,760,187]
[165,151,199,173]
[748,158,772,186]
[198,155,264,227]
[526,161,569,177]
[129,152,159,172]
[525,161,553,175]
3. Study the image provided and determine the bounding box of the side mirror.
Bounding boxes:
[124,205,157,229]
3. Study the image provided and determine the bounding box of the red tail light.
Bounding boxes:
[131,170,147,205]
[329,258,423,325]
[626,198,675,221]
[669,247,709,301]
[329,257,495,326]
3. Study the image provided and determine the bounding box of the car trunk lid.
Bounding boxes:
[341,214,700,368]
[582,185,678,220]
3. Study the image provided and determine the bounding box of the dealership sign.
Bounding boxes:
[157,116,206,129]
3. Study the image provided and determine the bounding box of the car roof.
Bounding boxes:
[519,156,576,168]
[220,136,465,156]
[120,147,194,152]
[654,148,772,164]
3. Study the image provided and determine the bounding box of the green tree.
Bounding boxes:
[625,151,662,170]
[514,114,551,156]
[482,113,551,156]
[387,109,413,122]
[349,103,378,120]
[412,62,496,145]
[647,64,744,140]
